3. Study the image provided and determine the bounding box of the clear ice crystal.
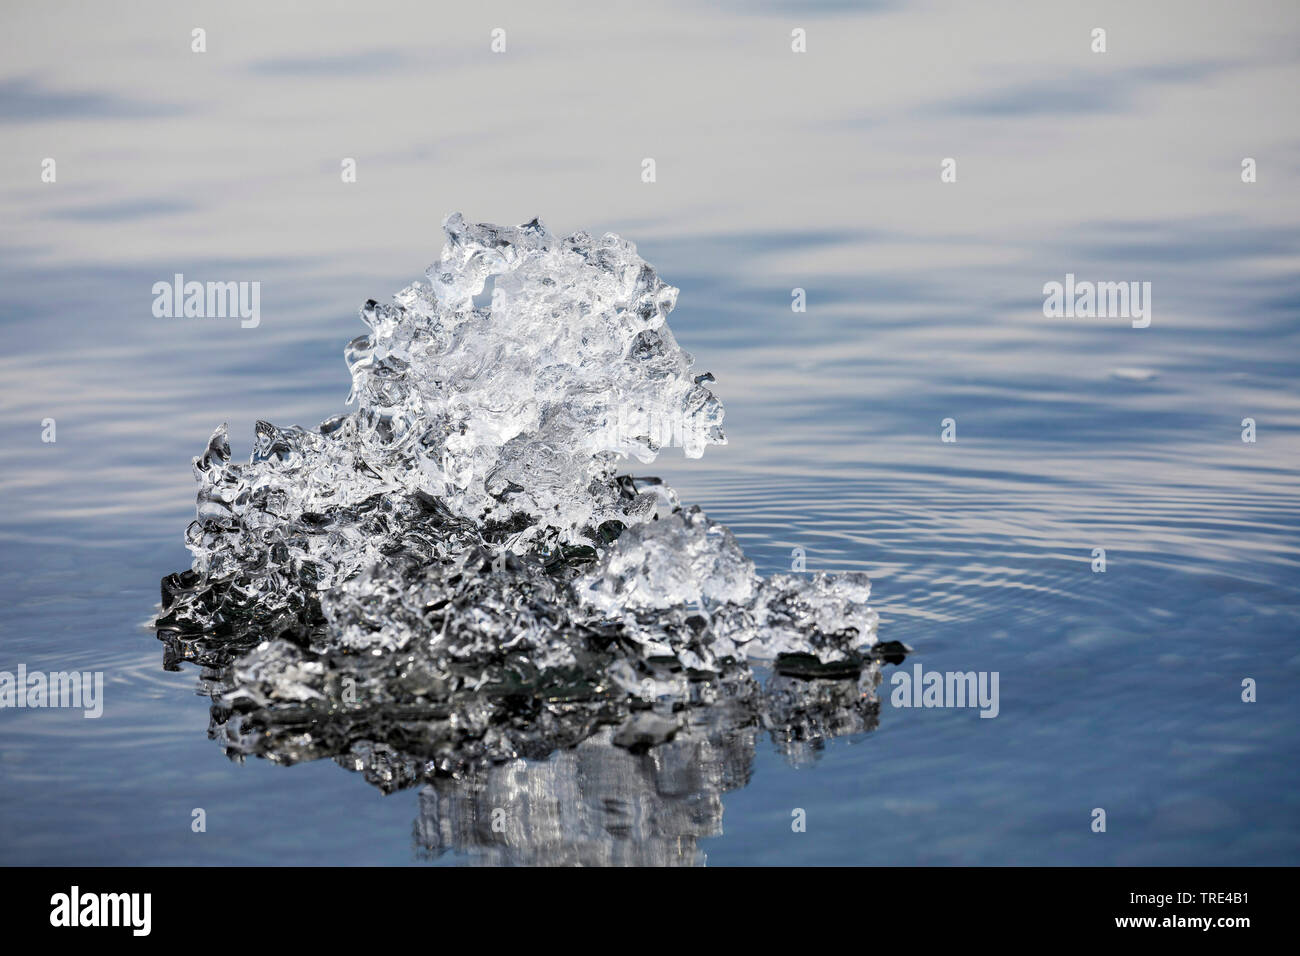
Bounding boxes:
[156,214,887,780]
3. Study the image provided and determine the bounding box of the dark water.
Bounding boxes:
[2,1,1298,865]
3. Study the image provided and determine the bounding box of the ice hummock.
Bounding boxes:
[156,214,886,780]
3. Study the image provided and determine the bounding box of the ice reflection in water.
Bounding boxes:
[160,617,892,865]
[412,666,894,866]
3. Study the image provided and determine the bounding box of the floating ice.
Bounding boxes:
[156,214,891,782]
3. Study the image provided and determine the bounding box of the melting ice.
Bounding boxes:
[156,214,892,782]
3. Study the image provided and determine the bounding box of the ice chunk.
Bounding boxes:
[156,215,889,780]
[575,507,758,615]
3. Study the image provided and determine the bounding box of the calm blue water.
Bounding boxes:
[1,0,1298,865]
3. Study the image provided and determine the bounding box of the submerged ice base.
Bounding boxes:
[157,214,883,778]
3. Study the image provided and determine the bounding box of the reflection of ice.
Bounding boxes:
[153,216,900,863]
[413,668,884,865]
[413,729,748,866]
[161,622,893,864]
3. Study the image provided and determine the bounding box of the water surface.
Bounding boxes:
[1,0,1297,865]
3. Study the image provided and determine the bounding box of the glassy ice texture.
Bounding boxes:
[157,215,889,782]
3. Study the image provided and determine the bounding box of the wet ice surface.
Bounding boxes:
[155,216,889,791]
